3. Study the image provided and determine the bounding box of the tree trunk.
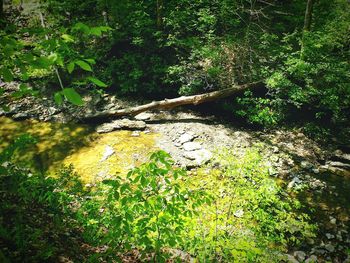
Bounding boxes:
[156,0,163,29]
[303,0,314,31]
[86,82,261,120]
[0,0,4,19]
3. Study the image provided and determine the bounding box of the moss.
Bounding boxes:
[0,117,158,183]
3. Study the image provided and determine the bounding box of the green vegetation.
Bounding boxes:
[0,137,316,262]
[0,0,349,262]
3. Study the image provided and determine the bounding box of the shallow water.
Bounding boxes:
[0,117,158,183]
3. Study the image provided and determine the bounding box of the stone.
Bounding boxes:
[178,133,194,144]
[325,233,334,239]
[285,254,299,263]
[100,146,115,162]
[305,255,318,263]
[287,177,301,189]
[329,217,337,224]
[12,112,29,120]
[131,131,140,137]
[324,244,335,252]
[96,119,146,133]
[301,161,313,169]
[293,251,306,262]
[134,112,153,120]
[183,142,202,151]
[233,209,244,218]
[183,149,212,165]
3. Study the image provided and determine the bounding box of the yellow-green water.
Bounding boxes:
[0,117,158,183]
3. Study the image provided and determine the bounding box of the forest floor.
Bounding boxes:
[1,83,350,262]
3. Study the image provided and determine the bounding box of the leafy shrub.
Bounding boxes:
[184,148,316,262]
[78,150,208,261]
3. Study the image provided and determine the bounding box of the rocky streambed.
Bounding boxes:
[1,84,350,262]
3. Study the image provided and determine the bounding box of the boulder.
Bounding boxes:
[96,119,146,133]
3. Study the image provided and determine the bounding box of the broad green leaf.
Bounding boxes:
[87,77,108,87]
[75,60,92,72]
[61,34,75,43]
[89,27,102,36]
[72,22,90,34]
[1,68,14,82]
[62,88,84,106]
[54,92,63,105]
[33,57,52,69]
[84,58,96,65]
[67,62,75,74]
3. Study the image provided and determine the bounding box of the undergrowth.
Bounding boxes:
[0,136,316,262]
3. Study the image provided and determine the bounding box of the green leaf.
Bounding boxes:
[84,58,96,65]
[1,68,14,82]
[62,88,84,106]
[61,34,75,43]
[67,62,75,74]
[54,92,63,105]
[87,77,107,88]
[75,60,92,72]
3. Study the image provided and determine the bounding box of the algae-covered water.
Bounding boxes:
[0,117,158,183]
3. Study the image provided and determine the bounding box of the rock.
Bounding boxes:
[272,146,279,153]
[131,131,140,137]
[324,244,335,252]
[325,233,335,239]
[293,251,306,262]
[178,133,195,144]
[100,146,115,162]
[233,209,244,218]
[96,119,146,133]
[305,255,318,263]
[287,177,301,189]
[327,161,350,169]
[183,142,202,151]
[286,254,299,263]
[183,149,212,165]
[301,161,313,169]
[12,112,29,120]
[329,217,337,224]
[134,112,153,120]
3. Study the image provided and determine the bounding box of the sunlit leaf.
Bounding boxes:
[54,92,63,105]
[1,68,14,82]
[87,77,107,87]
[62,88,84,106]
[67,61,75,74]
[75,60,92,72]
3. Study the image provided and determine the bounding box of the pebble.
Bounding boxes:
[183,142,202,151]
[178,133,195,144]
[305,255,318,263]
[325,233,335,239]
[293,251,306,262]
[324,244,335,252]
[131,131,140,137]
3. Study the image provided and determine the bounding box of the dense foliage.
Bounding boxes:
[1,0,349,129]
[0,136,315,262]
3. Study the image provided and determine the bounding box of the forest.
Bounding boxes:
[0,0,349,262]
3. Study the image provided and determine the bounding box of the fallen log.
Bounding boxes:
[87,81,262,119]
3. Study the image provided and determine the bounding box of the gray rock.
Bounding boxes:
[233,209,244,218]
[12,112,29,120]
[183,142,202,151]
[301,161,313,169]
[183,149,212,165]
[286,254,299,263]
[131,131,140,137]
[293,251,306,262]
[325,233,335,239]
[96,119,146,133]
[329,217,337,225]
[287,177,301,189]
[324,243,335,252]
[305,255,318,263]
[134,112,153,120]
[178,133,195,144]
[100,146,115,162]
